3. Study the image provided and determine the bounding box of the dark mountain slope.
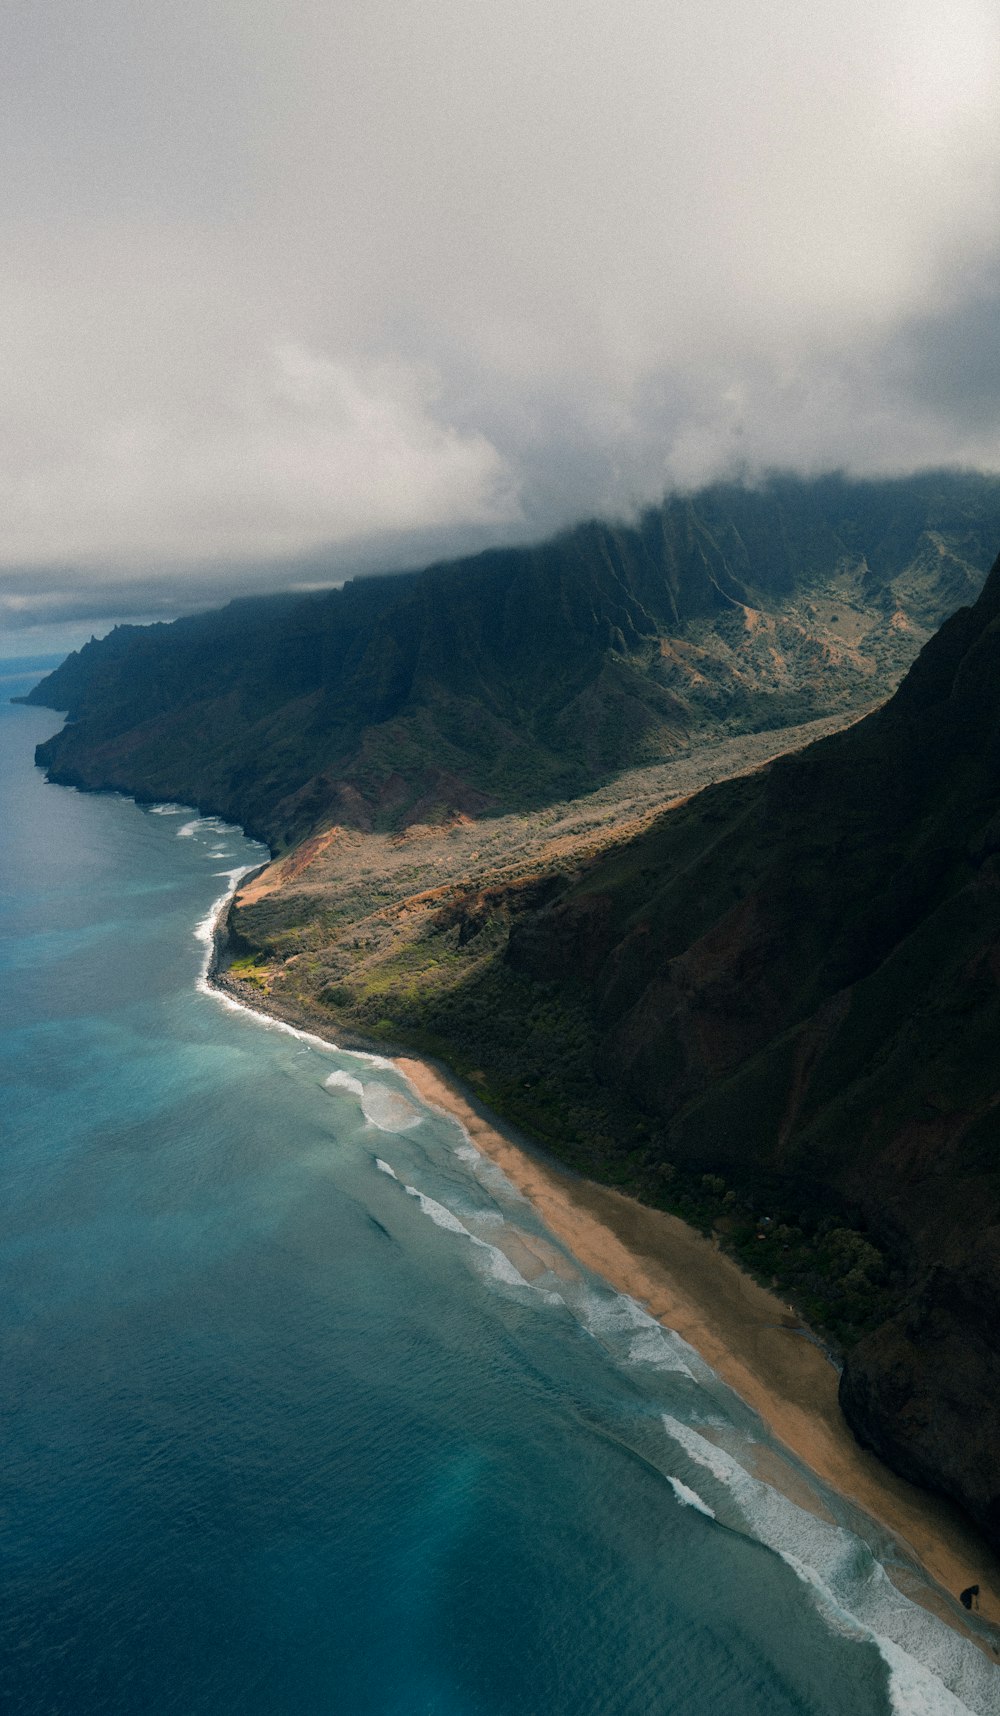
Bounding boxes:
[219,553,1000,1545]
[25,472,1000,846]
[22,470,1000,1541]
[487,559,1000,1546]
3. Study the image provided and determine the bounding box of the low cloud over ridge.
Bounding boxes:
[3,1,1000,632]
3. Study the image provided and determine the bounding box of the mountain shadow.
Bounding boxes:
[483,555,1000,1549]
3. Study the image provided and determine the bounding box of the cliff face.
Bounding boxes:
[25,472,1000,847]
[501,560,1000,1546]
[20,471,1000,1547]
[839,1230,1000,1549]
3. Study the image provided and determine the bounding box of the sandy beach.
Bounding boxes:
[209,916,1000,1658]
[396,1054,1000,1652]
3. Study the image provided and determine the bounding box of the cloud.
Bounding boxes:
[1,0,1000,623]
[0,332,512,564]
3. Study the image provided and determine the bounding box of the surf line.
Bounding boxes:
[195,859,394,1067]
[193,860,1000,1709]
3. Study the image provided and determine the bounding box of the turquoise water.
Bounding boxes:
[1,663,996,1715]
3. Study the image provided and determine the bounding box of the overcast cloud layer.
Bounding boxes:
[3,1,1000,635]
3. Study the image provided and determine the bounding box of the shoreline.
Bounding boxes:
[23,706,1000,1679]
[394,1053,1000,1651]
[207,893,1000,1660]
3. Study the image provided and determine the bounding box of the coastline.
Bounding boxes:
[23,655,1000,1695]
[396,1053,1000,1649]
[208,933,1000,1657]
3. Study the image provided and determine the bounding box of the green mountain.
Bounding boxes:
[25,471,1000,847]
[21,467,1000,1548]
[349,553,1000,1550]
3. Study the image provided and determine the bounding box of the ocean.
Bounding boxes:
[1,660,996,1716]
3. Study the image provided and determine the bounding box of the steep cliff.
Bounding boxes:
[494,559,1000,1545]
[216,550,1000,1545]
[21,470,1000,1546]
[25,472,1000,847]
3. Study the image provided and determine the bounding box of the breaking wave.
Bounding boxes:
[360,1084,422,1133]
[573,1289,698,1378]
[668,1476,716,1519]
[324,1069,365,1100]
[661,1417,992,1716]
[377,1174,530,1291]
[185,835,999,1716]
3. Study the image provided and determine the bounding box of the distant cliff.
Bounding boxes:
[25,471,1000,848]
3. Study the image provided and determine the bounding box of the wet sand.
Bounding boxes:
[397,1054,1000,1651]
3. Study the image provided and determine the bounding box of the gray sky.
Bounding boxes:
[3,0,1000,643]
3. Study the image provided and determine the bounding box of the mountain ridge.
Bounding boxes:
[20,467,1000,1552]
[24,471,1000,847]
[363,559,1000,1547]
[217,552,1000,1551]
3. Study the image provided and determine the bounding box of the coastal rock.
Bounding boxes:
[839,1230,1000,1552]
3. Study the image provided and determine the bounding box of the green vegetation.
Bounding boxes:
[226,955,268,989]
[27,471,1000,850]
[218,544,1000,1544]
[227,834,906,1351]
[24,470,1000,1547]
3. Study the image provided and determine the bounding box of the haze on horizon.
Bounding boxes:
[4,0,1000,645]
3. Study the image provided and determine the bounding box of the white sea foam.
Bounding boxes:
[472,1154,531,1206]
[179,814,242,841]
[198,959,391,1065]
[191,868,392,1081]
[391,1068,530,1205]
[149,802,187,815]
[188,839,534,1302]
[667,1476,716,1519]
[579,1292,695,1377]
[360,1084,422,1133]
[879,1636,983,1716]
[468,1237,526,1287]
[187,858,996,1715]
[661,1417,994,1716]
[449,1128,530,1203]
[625,1323,699,1374]
[324,1070,365,1100]
[193,869,259,966]
[395,1181,529,1288]
[663,1419,736,1487]
[404,1184,472,1235]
